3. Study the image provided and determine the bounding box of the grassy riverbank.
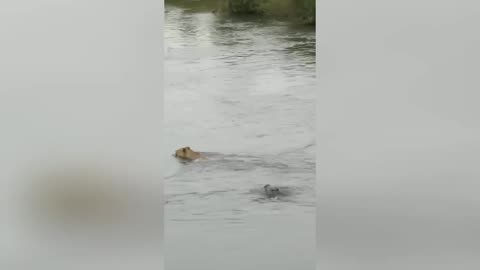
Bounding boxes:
[165,0,315,25]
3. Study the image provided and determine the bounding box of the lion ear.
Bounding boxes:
[186,147,191,150]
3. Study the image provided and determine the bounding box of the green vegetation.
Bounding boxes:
[227,0,315,25]
[165,0,315,25]
[165,0,221,12]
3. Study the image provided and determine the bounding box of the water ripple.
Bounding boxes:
[165,5,315,222]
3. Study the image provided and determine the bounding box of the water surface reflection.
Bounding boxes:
[165,5,315,270]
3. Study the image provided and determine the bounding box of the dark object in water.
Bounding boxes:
[264,184,280,198]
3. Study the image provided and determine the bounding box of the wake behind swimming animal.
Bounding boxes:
[174,146,204,161]
[264,184,281,198]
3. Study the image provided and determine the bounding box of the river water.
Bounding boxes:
[164,5,315,270]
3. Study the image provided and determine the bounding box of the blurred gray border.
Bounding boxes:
[317,0,480,269]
